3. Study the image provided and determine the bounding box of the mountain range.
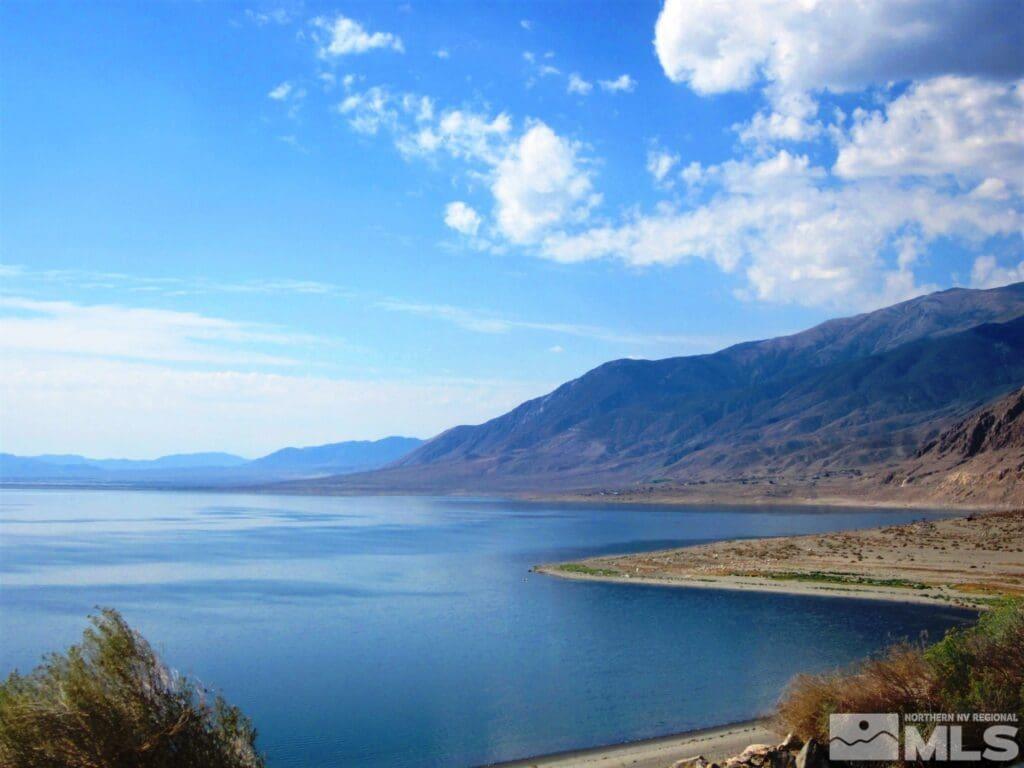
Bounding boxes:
[6,283,1023,506]
[298,282,1024,505]
[0,437,423,486]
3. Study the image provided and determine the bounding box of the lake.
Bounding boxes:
[0,490,973,767]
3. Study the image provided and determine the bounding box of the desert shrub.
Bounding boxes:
[777,599,1024,748]
[777,643,939,743]
[0,608,264,768]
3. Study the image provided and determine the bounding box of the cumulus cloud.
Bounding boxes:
[971,255,1024,289]
[567,73,593,95]
[598,74,636,93]
[835,76,1024,191]
[737,88,820,146]
[653,0,1023,95]
[540,151,1019,307]
[425,109,512,163]
[332,84,601,250]
[492,123,599,244]
[315,14,404,57]
[646,148,679,185]
[444,201,482,236]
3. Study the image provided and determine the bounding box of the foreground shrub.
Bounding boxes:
[777,643,940,742]
[777,599,1024,756]
[927,599,1024,715]
[0,608,263,768]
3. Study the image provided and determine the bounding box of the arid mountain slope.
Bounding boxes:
[886,387,1024,505]
[306,284,1024,495]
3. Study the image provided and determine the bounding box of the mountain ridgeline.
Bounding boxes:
[326,282,1024,499]
[0,437,423,486]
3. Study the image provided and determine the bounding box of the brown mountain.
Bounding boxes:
[297,283,1024,498]
[886,386,1024,506]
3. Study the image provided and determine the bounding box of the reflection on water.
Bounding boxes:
[0,490,974,768]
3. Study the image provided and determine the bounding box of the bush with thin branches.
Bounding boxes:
[0,608,264,768]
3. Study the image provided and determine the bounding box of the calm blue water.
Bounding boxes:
[0,490,973,767]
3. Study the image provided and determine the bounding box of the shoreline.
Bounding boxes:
[534,564,985,609]
[486,718,779,768]
[0,480,1011,514]
[535,510,1024,610]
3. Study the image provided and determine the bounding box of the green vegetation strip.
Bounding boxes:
[556,563,622,577]
[748,570,932,590]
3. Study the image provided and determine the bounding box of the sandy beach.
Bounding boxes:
[489,719,780,768]
[537,510,1024,609]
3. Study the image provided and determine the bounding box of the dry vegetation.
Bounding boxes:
[776,598,1024,758]
[0,609,263,768]
[544,510,1024,607]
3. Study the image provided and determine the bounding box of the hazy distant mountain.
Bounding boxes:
[313,282,1024,493]
[0,454,99,480]
[31,452,249,471]
[0,438,423,486]
[246,437,424,474]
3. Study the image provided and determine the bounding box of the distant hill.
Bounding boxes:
[0,438,423,486]
[31,452,249,471]
[305,282,1024,497]
[246,437,423,474]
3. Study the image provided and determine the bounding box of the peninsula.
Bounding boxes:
[538,509,1024,609]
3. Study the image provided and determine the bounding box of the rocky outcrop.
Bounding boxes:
[672,735,828,768]
[918,387,1024,459]
[886,386,1024,505]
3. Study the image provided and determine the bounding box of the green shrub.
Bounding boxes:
[926,598,1024,715]
[0,608,264,768]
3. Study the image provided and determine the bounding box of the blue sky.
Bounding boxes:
[1,0,1022,457]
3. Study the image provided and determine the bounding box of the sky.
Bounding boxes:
[1,0,1022,458]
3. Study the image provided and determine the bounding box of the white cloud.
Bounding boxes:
[435,48,450,59]
[737,88,820,146]
[338,86,395,134]
[0,297,311,367]
[428,109,512,163]
[835,77,1024,191]
[646,149,679,185]
[245,8,290,26]
[315,15,404,57]
[567,73,593,95]
[444,201,482,236]
[375,299,726,349]
[653,0,1022,95]
[540,151,1020,307]
[520,19,532,30]
[598,74,636,93]
[492,123,599,244]
[971,255,1024,289]
[267,81,292,100]
[330,87,602,251]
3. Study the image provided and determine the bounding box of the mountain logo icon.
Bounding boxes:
[829,713,900,760]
